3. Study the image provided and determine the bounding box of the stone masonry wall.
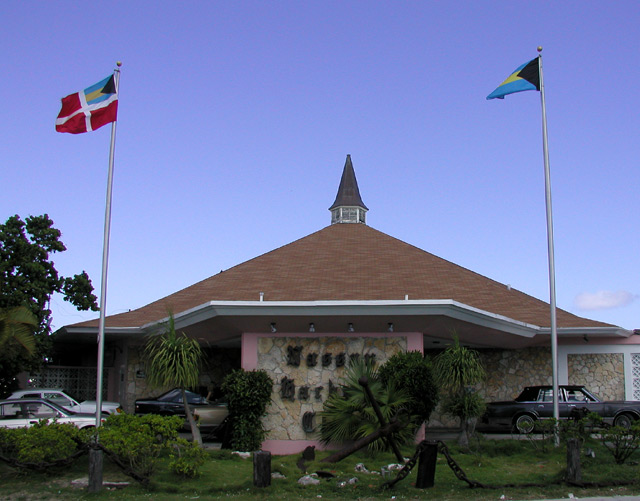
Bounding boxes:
[427,347,553,428]
[259,336,406,441]
[568,353,624,401]
[427,347,625,428]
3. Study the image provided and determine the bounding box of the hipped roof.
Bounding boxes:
[71,223,612,330]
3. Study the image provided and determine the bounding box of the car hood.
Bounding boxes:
[81,400,121,407]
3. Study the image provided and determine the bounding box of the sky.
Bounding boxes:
[2,1,638,332]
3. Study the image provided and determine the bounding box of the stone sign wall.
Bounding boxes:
[258,335,407,441]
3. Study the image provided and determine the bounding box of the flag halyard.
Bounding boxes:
[56,75,118,134]
[487,58,540,100]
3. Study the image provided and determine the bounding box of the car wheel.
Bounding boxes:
[514,414,536,434]
[614,413,634,429]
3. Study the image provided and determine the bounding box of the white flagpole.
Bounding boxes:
[95,61,121,429]
[537,47,560,436]
[89,61,121,494]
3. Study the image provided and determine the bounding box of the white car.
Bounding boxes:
[0,399,99,429]
[9,389,123,415]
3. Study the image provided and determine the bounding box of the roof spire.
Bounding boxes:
[329,154,368,224]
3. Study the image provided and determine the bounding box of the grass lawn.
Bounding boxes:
[1,434,639,500]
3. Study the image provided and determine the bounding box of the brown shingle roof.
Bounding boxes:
[73,223,612,329]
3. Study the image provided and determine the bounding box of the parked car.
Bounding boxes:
[135,388,228,434]
[9,389,123,415]
[0,398,99,429]
[481,385,640,434]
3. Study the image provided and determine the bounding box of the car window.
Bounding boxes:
[21,393,41,399]
[540,389,554,402]
[0,403,23,418]
[28,402,59,419]
[44,393,73,407]
[565,389,585,402]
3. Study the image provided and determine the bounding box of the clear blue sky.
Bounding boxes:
[2,2,638,331]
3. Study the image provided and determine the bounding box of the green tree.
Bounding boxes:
[379,350,439,426]
[433,335,486,449]
[0,214,98,395]
[143,313,204,446]
[221,369,273,451]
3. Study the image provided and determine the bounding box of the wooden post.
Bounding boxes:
[253,450,271,487]
[88,448,103,493]
[415,441,438,488]
[566,438,581,484]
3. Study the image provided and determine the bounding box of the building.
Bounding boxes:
[54,155,638,453]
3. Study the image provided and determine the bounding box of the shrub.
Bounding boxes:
[97,413,184,484]
[169,437,208,478]
[0,421,87,470]
[597,420,640,465]
[221,369,273,451]
[378,350,439,425]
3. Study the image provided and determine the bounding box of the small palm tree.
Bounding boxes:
[320,359,413,452]
[433,334,486,448]
[0,306,38,354]
[143,313,203,446]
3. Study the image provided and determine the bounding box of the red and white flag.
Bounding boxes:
[56,75,118,134]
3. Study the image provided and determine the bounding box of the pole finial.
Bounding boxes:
[537,46,543,53]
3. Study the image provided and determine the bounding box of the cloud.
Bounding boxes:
[574,290,637,311]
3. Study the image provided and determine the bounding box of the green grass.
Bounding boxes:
[1,436,639,500]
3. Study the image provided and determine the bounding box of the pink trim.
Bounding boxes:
[241,333,259,370]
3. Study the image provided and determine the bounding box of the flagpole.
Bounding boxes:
[89,61,121,493]
[95,61,121,427]
[537,47,560,438]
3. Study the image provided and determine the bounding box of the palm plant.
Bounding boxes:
[143,313,203,446]
[433,334,486,448]
[0,306,37,354]
[319,358,413,453]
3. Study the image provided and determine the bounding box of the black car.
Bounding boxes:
[135,388,228,433]
[481,385,640,434]
[135,388,211,416]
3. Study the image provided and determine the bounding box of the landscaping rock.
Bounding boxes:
[298,474,320,485]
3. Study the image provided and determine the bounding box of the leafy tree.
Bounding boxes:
[0,214,98,395]
[319,358,413,453]
[143,313,204,446]
[433,335,486,449]
[221,369,273,451]
[379,350,439,426]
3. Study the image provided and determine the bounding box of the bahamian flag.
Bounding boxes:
[487,58,540,100]
[56,75,118,134]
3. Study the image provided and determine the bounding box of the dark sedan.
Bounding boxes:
[481,385,640,434]
[135,388,228,433]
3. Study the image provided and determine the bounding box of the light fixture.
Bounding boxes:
[270,322,277,333]
[309,322,315,333]
[348,323,354,332]
[387,322,394,332]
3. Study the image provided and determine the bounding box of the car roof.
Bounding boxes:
[523,385,587,390]
[11,389,66,394]
[1,398,68,410]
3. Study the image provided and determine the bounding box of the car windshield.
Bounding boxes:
[158,389,207,404]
